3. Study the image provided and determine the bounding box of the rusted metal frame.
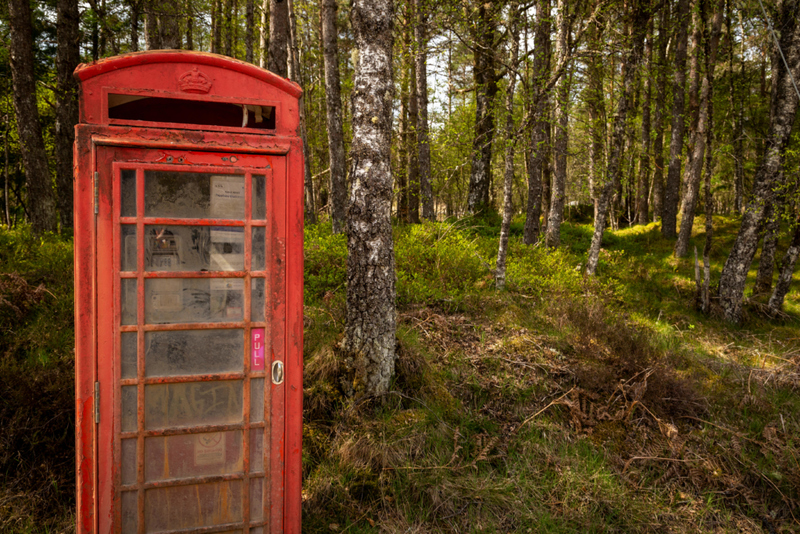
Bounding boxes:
[91,137,101,534]
[89,129,293,157]
[74,127,96,534]
[120,272,268,279]
[269,157,286,533]
[121,471,249,491]
[135,163,147,534]
[119,321,267,332]
[96,147,118,533]
[119,217,266,227]
[119,420,265,440]
[243,170,253,531]
[263,163,275,531]
[120,372,246,386]
[285,139,305,534]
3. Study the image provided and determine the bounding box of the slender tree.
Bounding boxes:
[675,0,723,257]
[718,0,800,322]
[321,0,347,233]
[341,0,397,396]
[661,0,690,238]
[523,0,551,243]
[545,0,570,248]
[585,11,606,219]
[586,0,650,275]
[416,0,434,220]
[496,5,521,290]
[55,0,80,230]
[466,0,501,215]
[7,0,58,234]
[651,4,669,222]
[636,20,653,225]
[269,0,289,76]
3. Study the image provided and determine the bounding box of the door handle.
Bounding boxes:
[272,361,284,385]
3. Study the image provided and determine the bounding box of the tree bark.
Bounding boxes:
[268,0,289,76]
[636,20,653,225]
[586,0,649,276]
[224,0,234,56]
[286,0,315,224]
[244,0,254,61]
[585,14,605,219]
[523,0,550,243]
[754,201,780,294]
[259,0,268,66]
[56,0,80,230]
[467,1,500,215]
[545,0,569,248]
[416,5,434,221]
[651,4,669,222]
[496,7,520,291]
[320,0,347,232]
[718,0,800,323]
[768,213,800,313]
[185,0,194,49]
[159,0,182,48]
[129,0,142,51]
[146,0,162,50]
[342,0,397,397]
[661,0,690,238]
[675,0,723,257]
[8,0,58,234]
[406,3,421,224]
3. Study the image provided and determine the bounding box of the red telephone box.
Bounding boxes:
[73,51,303,534]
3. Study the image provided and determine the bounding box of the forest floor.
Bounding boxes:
[1,214,799,533]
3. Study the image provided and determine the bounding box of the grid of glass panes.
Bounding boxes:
[117,167,269,534]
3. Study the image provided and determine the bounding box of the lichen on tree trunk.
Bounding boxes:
[341,0,397,397]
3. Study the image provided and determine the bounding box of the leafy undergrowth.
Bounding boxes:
[303,217,800,533]
[2,214,799,533]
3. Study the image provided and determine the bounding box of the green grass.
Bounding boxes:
[2,213,800,533]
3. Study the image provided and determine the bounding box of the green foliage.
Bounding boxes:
[304,222,347,304]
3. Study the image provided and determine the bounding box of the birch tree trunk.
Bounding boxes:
[523,0,550,244]
[342,0,397,396]
[585,12,606,220]
[651,4,669,222]
[467,1,500,215]
[416,5,434,220]
[718,0,800,323]
[259,0,268,67]
[56,0,80,230]
[768,214,800,313]
[675,0,723,257]
[545,0,569,248]
[586,0,649,276]
[406,7,421,225]
[754,200,780,294]
[8,0,57,234]
[268,0,289,76]
[636,21,653,225]
[496,7,520,290]
[321,0,347,233]
[661,0,690,238]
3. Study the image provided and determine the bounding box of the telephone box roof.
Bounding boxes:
[74,50,302,99]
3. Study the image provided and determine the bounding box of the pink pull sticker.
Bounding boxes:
[251,328,265,371]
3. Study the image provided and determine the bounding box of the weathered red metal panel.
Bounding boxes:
[74,51,303,534]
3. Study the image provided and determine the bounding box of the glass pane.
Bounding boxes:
[250,378,264,423]
[121,491,138,534]
[121,332,137,380]
[145,329,244,377]
[121,225,137,271]
[144,480,243,532]
[145,380,243,430]
[144,430,243,482]
[121,438,137,485]
[251,279,264,322]
[250,528,264,534]
[250,478,264,521]
[145,278,244,324]
[121,386,138,433]
[121,279,137,325]
[121,169,136,218]
[252,226,265,271]
[144,225,245,272]
[252,175,266,220]
[250,429,263,473]
[145,171,245,220]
